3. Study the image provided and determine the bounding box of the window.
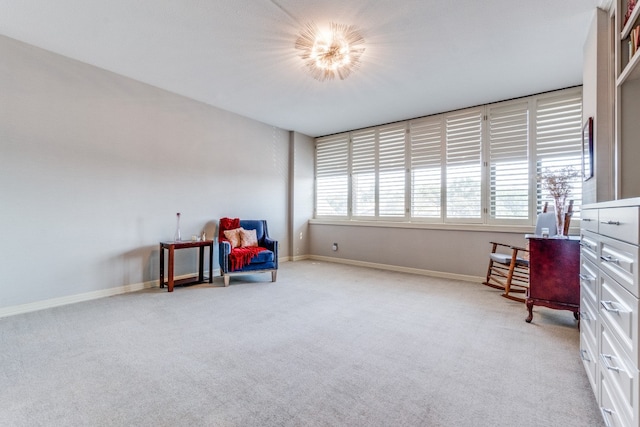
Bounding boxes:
[534,91,583,214]
[315,134,349,217]
[351,130,376,217]
[315,87,583,226]
[410,117,443,219]
[487,102,529,221]
[445,109,483,220]
[378,125,406,217]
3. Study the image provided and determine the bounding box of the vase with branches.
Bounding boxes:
[538,166,580,236]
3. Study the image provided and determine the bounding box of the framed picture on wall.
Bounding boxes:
[582,117,594,181]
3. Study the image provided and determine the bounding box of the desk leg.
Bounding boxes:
[168,247,175,292]
[159,244,165,288]
[525,299,534,323]
[199,245,205,283]
[208,242,213,283]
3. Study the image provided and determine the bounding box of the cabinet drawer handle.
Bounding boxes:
[600,300,620,313]
[600,408,614,427]
[600,255,619,264]
[580,349,591,362]
[580,243,595,250]
[582,218,594,222]
[579,273,594,282]
[600,220,621,225]
[579,311,590,321]
[600,354,624,373]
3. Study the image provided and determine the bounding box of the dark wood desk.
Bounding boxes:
[525,235,580,323]
[159,240,214,292]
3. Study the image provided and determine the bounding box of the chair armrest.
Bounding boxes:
[219,240,231,255]
[489,241,513,248]
[262,238,278,267]
[219,241,231,273]
[262,237,277,252]
[511,245,528,253]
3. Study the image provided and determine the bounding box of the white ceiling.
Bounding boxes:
[0,0,603,137]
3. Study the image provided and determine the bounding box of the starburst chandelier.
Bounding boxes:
[295,22,365,81]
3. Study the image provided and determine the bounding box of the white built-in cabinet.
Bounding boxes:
[615,0,640,198]
[580,199,640,427]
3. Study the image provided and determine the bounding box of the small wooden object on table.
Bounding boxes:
[525,235,580,323]
[159,240,214,292]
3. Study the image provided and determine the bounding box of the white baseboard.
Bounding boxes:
[308,255,484,283]
[0,273,198,318]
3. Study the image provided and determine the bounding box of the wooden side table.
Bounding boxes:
[525,235,580,323]
[159,240,214,292]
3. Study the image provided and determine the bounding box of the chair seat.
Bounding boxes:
[246,248,274,264]
[490,252,529,267]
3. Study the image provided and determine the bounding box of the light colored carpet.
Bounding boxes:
[0,260,602,426]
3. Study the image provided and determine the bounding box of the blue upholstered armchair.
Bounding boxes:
[218,219,278,287]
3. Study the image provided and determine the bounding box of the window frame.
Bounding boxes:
[314,87,583,228]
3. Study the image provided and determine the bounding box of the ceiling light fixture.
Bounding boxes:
[295,22,365,81]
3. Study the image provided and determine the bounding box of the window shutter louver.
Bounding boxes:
[315,134,349,216]
[535,92,583,215]
[488,102,529,220]
[351,130,376,217]
[313,87,582,225]
[410,117,443,218]
[446,110,483,219]
[378,125,406,217]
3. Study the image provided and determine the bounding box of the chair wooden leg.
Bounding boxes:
[224,275,230,287]
[271,270,277,282]
[483,259,506,290]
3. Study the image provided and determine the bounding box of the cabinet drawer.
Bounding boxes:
[599,234,639,298]
[581,208,599,233]
[599,206,640,245]
[581,230,599,265]
[599,271,640,366]
[600,371,632,427]
[580,330,598,396]
[580,258,598,304]
[600,322,639,426]
[580,291,598,346]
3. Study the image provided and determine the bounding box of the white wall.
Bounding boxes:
[0,35,312,310]
[582,8,614,204]
[309,223,532,281]
[290,132,314,260]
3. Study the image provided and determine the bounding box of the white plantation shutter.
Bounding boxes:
[535,91,583,214]
[351,129,376,217]
[446,109,483,219]
[410,117,443,218]
[378,125,407,217]
[488,102,529,220]
[313,88,582,225]
[315,134,349,216]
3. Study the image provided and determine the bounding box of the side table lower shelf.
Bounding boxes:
[159,240,214,292]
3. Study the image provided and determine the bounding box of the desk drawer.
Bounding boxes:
[580,258,598,305]
[601,371,632,427]
[600,322,639,426]
[581,230,599,264]
[599,271,640,366]
[581,291,598,346]
[580,330,598,396]
[599,234,639,298]
[581,208,599,233]
[599,207,640,245]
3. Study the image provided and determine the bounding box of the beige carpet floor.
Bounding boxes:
[0,260,602,426]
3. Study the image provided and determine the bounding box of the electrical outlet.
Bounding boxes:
[332,243,338,251]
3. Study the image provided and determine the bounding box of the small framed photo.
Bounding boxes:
[582,117,594,181]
